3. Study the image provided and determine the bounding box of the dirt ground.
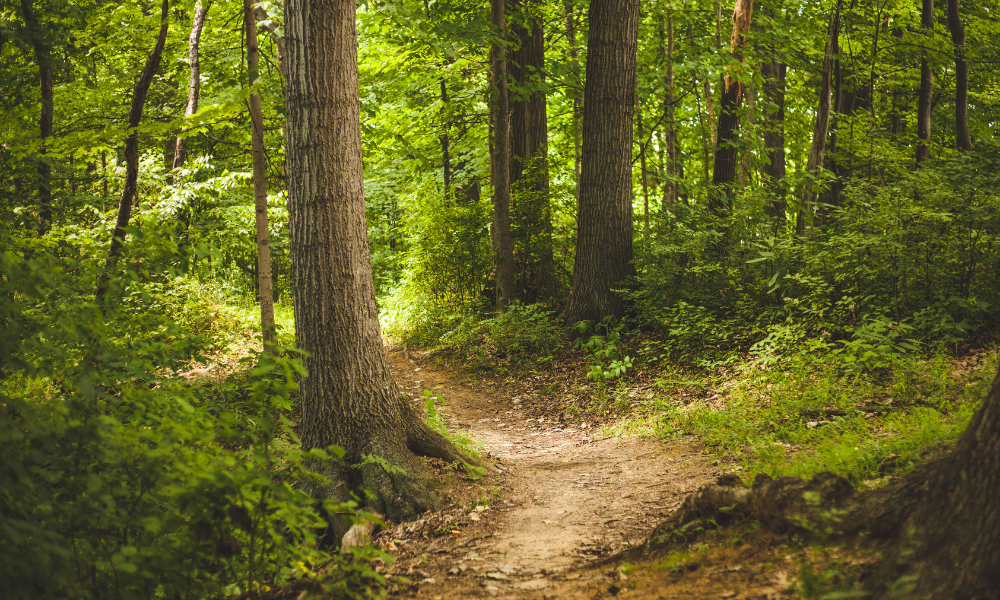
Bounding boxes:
[373,351,824,599]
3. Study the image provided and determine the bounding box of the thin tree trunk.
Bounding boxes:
[564,0,639,326]
[796,0,840,236]
[253,3,285,76]
[173,1,211,172]
[491,0,516,311]
[759,2,787,223]
[94,0,170,312]
[694,76,711,189]
[509,0,553,304]
[660,14,678,208]
[244,0,276,347]
[916,0,934,165]
[710,0,755,215]
[283,0,467,538]
[946,0,971,151]
[564,0,582,199]
[20,0,53,234]
[637,97,650,240]
[440,79,452,198]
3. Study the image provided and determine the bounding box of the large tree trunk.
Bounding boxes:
[283,0,468,538]
[795,0,840,236]
[946,0,972,151]
[660,14,678,209]
[759,2,786,225]
[645,363,1000,598]
[509,0,553,304]
[563,0,638,326]
[916,0,934,165]
[709,0,754,215]
[20,0,53,234]
[94,0,170,312]
[173,1,211,172]
[490,0,516,311]
[244,0,276,347]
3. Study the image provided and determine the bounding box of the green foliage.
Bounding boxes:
[435,303,565,372]
[421,387,485,467]
[572,316,634,382]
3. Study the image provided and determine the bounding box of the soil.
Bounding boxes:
[374,351,806,599]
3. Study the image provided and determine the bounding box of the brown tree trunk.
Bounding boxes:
[173,1,211,172]
[564,0,582,199]
[94,0,170,312]
[946,0,971,151]
[916,0,934,165]
[440,79,452,198]
[253,2,285,76]
[660,14,678,209]
[636,98,650,240]
[490,0,516,311]
[563,0,639,326]
[759,35,787,222]
[283,0,467,537]
[20,0,53,234]
[509,0,553,304]
[244,0,276,347]
[796,0,840,236]
[710,0,755,215]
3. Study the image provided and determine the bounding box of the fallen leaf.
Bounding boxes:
[451,530,463,538]
[385,541,397,551]
[542,519,554,524]
[485,572,508,580]
[469,513,480,521]
[719,592,736,599]
[475,505,486,512]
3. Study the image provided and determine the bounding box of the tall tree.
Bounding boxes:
[509,0,553,303]
[95,0,170,311]
[709,0,754,215]
[758,1,787,223]
[946,0,972,151]
[173,1,211,172]
[491,0,516,310]
[19,0,53,234]
[796,0,840,235]
[283,0,468,535]
[244,0,276,347]
[916,0,934,165]
[659,14,679,208]
[564,0,639,326]
[564,0,582,198]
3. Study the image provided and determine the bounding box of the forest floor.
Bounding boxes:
[373,350,843,599]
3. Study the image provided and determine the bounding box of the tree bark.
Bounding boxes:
[173,1,211,172]
[564,0,582,200]
[709,0,755,215]
[660,14,678,209]
[946,0,971,151]
[916,0,934,165]
[759,2,786,224]
[244,0,276,347]
[636,97,650,240]
[509,0,553,304]
[20,0,53,234]
[563,0,639,326]
[94,0,170,312]
[490,0,516,311]
[283,0,468,536]
[795,0,840,236]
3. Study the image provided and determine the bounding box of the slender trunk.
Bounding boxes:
[254,3,285,76]
[564,0,582,199]
[946,0,971,151]
[916,0,934,165]
[704,78,716,147]
[564,0,639,325]
[173,1,211,172]
[695,76,711,188]
[660,14,678,208]
[491,0,516,310]
[283,0,466,536]
[94,0,170,311]
[510,0,552,303]
[637,98,650,240]
[20,0,53,234]
[759,4,787,223]
[440,79,452,198]
[244,0,276,346]
[710,0,755,215]
[796,0,840,236]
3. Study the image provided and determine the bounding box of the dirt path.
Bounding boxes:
[380,352,719,599]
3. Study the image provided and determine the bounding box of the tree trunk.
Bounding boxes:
[490,0,516,311]
[636,98,650,240]
[94,0,170,312]
[509,0,553,304]
[564,0,582,200]
[283,0,468,537]
[946,0,971,151]
[916,0,934,165]
[173,1,211,172]
[253,2,286,76]
[759,20,787,223]
[795,0,840,236]
[660,14,678,209]
[563,0,639,326]
[439,78,452,198]
[709,0,755,215]
[20,0,53,234]
[244,0,276,347]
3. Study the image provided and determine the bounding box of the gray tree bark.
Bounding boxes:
[283,0,468,537]
[491,0,516,310]
[563,0,639,326]
[946,0,972,151]
[244,0,276,347]
[173,1,211,172]
[95,0,170,312]
[916,0,934,165]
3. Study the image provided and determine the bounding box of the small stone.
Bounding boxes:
[565,573,580,580]
[420,577,436,584]
[448,567,460,576]
[719,592,737,599]
[485,572,508,580]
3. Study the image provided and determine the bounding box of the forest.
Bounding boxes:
[3,0,1000,597]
